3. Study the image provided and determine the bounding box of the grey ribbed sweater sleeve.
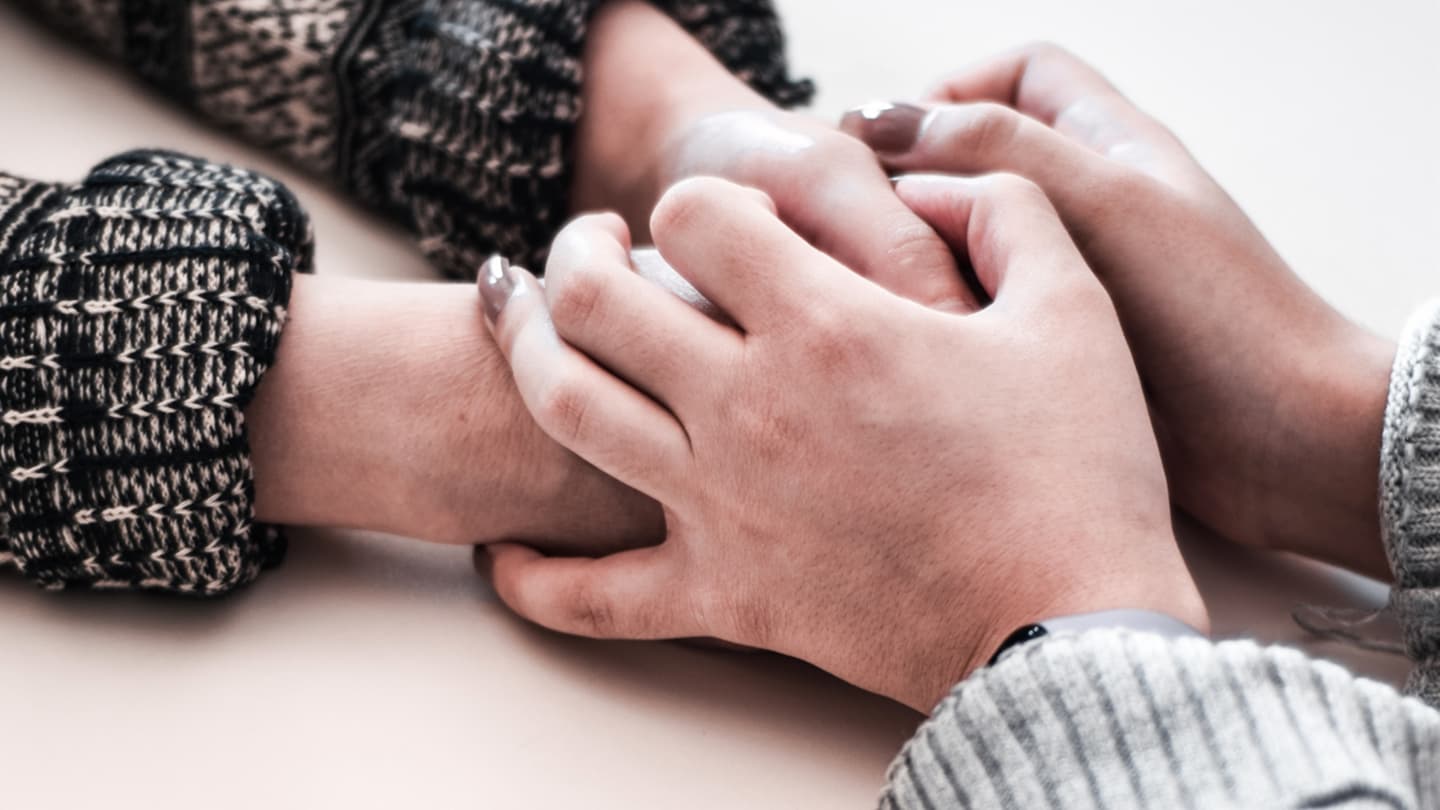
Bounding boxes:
[883,302,1440,808]
[881,631,1439,809]
[1381,300,1440,704]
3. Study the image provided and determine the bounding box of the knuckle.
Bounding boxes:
[566,582,620,638]
[652,176,731,238]
[946,103,1023,159]
[548,263,606,335]
[536,376,593,444]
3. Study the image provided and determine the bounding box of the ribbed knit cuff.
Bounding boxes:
[882,630,1440,810]
[1381,299,1440,706]
[350,0,815,278]
[0,151,310,595]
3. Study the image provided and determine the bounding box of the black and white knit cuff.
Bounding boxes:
[0,151,310,595]
[354,0,815,277]
[1381,299,1440,705]
[16,0,812,279]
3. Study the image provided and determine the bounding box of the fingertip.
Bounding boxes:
[652,177,776,244]
[549,212,634,279]
[479,254,523,337]
[582,211,634,253]
[891,175,980,236]
[486,542,543,605]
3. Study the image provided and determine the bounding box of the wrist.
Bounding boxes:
[572,0,771,233]
[896,525,1208,712]
[1266,323,1395,579]
[246,276,539,542]
[247,275,664,550]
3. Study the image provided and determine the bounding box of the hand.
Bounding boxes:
[654,109,976,309]
[571,0,973,309]
[842,44,1397,578]
[246,274,663,554]
[475,176,1206,711]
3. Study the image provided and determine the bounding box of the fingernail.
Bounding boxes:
[840,101,928,155]
[478,254,517,327]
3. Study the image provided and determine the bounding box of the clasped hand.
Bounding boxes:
[470,44,1391,713]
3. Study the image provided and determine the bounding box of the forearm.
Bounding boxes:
[885,631,1440,809]
[245,274,662,551]
[247,276,522,539]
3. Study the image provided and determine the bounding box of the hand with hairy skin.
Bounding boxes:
[475,176,1206,712]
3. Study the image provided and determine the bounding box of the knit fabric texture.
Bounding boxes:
[878,302,1440,809]
[0,151,307,594]
[1381,299,1440,706]
[15,0,814,277]
[883,630,1440,810]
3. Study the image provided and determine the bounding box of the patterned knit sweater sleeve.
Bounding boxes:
[14,0,814,279]
[0,150,309,595]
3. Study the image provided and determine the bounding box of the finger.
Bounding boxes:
[486,543,699,640]
[785,167,979,312]
[893,174,1095,307]
[650,177,866,333]
[918,43,1203,187]
[479,257,690,498]
[630,248,734,328]
[845,100,1124,213]
[544,213,738,407]
[922,42,1171,148]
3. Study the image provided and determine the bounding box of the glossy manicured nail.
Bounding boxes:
[478,254,517,327]
[840,101,928,155]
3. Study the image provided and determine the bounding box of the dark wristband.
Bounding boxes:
[987,610,1204,667]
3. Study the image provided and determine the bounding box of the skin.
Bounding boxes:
[572,0,972,309]
[244,0,949,546]
[245,275,661,552]
[841,44,1397,580]
[476,176,1207,713]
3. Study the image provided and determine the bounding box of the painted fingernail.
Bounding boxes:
[840,101,928,155]
[478,254,517,327]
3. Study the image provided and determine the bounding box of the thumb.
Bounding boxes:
[483,542,697,641]
[894,173,1092,306]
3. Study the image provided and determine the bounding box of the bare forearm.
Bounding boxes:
[246,274,662,551]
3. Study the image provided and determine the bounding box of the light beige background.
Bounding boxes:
[1,2,1436,808]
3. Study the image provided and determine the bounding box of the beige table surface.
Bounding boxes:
[2,2,1437,807]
